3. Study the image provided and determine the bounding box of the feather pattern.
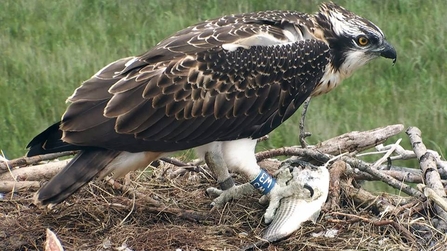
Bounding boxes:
[57,11,330,152]
[60,38,329,152]
[27,3,397,208]
[29,4,395,154]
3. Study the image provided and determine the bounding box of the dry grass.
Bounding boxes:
[1,162,446,251]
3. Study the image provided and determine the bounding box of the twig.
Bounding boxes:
[391,198,423,216]
[342,156,424,199]
[389,221,418,244]
[143,206,210,222]
[417,184,447,213]
[371,138,402,169]
[353,169,424,184]
[375,143,416,160]
[329,212,417,245]
[339,178,396,213]
[160,157,188,167]
[120,191,136,225]
[107,178,162,207]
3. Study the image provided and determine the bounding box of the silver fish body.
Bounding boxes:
[262,159,330,242]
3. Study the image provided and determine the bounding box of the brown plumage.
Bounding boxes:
[28,3,396,206]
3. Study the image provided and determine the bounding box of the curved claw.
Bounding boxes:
[206,183,255,208]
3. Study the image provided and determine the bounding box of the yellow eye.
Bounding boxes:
[357,36,369,46]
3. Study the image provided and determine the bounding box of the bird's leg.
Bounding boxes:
[299,97,312,148]
[204,151,234,190]
[196,142,254,208]
[200,139,309,223]
[221,139,300,223]
[204,150,255,207]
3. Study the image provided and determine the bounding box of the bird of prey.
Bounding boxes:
[27,2,396,222]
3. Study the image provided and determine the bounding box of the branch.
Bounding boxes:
[314,124,404,155]
[353,169,424,184]
[0,180,40,192]
[406,126,447,231]
[341,156,424,199]
[0,159,69,181]
[0,151,77,173]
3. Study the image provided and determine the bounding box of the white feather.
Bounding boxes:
[98,151,164,179]
[196,139,261,180]
[222,32,292,52]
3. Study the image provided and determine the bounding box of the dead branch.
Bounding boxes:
[314,124,404,155]
[324,160,346,211]
[406,126,447,231]
[0,180,40,192]
[0,151,77,173]
[256,124,404,162]
[339,178,396,213]
[341,156,424,199]
[255,147,330,162]
[354,169,424,183]
[0,160,68,181]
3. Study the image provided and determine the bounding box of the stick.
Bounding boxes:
[406,127,447,230]
[342,156,424,199]
[371,138,402,169]
[0,151,77,173]
[0,180,40,192]
[353,170,424,184]
[314,124,404,155]
[0,160,68,181]
[339,179,396,213]
[324,160,346,211]
[256,147,330,163]
[417,184,447,212]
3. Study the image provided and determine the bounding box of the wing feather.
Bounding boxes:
[59,11,329,152]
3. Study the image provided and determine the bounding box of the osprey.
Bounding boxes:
[28,2,396,222]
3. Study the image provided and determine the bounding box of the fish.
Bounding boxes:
[241,158,329,250]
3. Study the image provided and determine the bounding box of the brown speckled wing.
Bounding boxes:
[60,11,329,152]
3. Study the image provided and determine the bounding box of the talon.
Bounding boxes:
[206,187,222,198]
[303,184,314,197]
[206,183,255,208]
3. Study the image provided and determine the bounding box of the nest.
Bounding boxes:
[1,125,447,250]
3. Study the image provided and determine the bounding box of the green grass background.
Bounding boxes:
[1,0,446,165]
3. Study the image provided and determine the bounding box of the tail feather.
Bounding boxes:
[27,122,83,157]
[35,149,121,206]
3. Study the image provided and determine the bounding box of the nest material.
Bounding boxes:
[0,162,444,251]
[1,125,447,251]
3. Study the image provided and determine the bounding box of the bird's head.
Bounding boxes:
[312,2,396,79]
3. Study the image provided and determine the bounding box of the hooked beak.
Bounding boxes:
[379,41,397,64]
